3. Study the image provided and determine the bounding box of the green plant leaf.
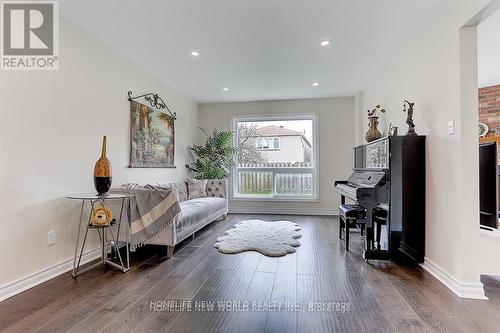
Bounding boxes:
[185,128,238,179]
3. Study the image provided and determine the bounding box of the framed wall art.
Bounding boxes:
[128,91,177,168]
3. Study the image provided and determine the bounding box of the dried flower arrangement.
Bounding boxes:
[367,105,386,117]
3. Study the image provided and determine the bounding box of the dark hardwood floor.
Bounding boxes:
[1,214,500,333]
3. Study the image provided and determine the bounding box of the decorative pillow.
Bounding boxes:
[157,181,188,202]
[186,178,208,199]
[206,180,227,198]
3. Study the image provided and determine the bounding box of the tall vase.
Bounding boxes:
[365,116,383,143]
[94,136,112,195]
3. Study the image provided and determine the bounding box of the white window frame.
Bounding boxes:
[255,137,280,150]
[231,113,319,202]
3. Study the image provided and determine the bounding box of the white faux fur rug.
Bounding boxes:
[214,219,301,257]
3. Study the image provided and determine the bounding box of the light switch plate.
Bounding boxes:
[448,120,455,135]
[48,231,56,246]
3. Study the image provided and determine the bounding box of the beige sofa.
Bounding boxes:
[146,179,228,258]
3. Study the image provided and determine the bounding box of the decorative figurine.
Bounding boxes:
[403,100,417,135]
[365,105,386,142]
[91,203,115,226]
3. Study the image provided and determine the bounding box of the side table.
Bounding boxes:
[66,193,134,277]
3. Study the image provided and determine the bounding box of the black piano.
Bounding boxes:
[334,135,426,263]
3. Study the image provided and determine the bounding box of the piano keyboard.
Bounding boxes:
[335,183,357,199]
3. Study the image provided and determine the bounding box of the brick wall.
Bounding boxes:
[479,84,500,137]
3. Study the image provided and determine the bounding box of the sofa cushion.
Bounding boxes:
[186,178,207,199]
[179,197,227,229]
[157,181,188,202]
[206,180,227,198]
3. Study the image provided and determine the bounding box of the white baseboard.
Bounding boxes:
[420,257,488,300]
[0,248,101,302]
[228,207,338,216]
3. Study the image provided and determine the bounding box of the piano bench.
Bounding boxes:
[339,204,367,219]
[373,205,388,250]
[339,204,367,251]
[373,206,388,220]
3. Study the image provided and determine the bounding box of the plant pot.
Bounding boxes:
[365,116,383,143]
[94,136,112,195]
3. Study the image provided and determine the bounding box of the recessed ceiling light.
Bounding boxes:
[320,40,331,47]
[312,82,319,87]
[223,87,229,91]
[190,51,200,57]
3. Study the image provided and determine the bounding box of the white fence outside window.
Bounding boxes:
[234,162,314,197]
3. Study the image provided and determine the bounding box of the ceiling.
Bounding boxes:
[61,0,445,103]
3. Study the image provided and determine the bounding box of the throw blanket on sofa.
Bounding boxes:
[122,184,181,250]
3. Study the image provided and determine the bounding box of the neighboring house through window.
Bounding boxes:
[253,125,311,163]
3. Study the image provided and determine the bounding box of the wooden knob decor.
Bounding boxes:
[94,136,112,195]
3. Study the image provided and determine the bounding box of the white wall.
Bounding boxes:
[0,18,199,295]
[199,97,355,215]
[478,9,500,88]
[356,0,492,298]
[480,231,500,274]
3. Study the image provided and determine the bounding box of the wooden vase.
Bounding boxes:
[94,136,112,195]
[365,116,383,143]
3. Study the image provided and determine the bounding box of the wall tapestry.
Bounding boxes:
[130,100,175,168]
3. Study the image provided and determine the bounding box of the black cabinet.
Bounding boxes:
[390,136,426,263]
[354,136,426,263]
[479,142,498,229]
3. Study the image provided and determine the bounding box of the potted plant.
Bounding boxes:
[185,128,238,179]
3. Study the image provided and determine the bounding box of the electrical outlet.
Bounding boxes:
[47,231,56,246]
[448,120,455,135]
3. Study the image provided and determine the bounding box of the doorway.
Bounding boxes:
[477,10,500,230]
[460,0,500,280]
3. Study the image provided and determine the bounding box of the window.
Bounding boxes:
[233,114,318,200]
[256,137,280,150]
